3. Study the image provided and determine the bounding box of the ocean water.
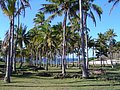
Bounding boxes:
[32,57,79,64]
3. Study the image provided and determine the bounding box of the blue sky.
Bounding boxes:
[88,0,120,40]
[0,0,120,41]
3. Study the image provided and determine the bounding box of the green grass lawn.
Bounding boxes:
[0,65,120,90]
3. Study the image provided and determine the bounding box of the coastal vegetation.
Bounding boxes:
[0,0,120,89]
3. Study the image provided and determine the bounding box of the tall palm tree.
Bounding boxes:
[82,0,103,70]
[79,0,103,77]
[40,0,79,75]
[79,0,90,78]
[0,0,17,83]
[0,0,30,83]
[12,0,30,72]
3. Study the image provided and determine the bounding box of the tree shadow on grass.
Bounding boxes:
[12,72,33,78]
[105,72,120,82]
[12,72,54,81]
[0,83,120,88]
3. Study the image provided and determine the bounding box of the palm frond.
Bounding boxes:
[109,0,120,14]
[40,4,59,14]
[92,4,103,20]
[88,10,96,26]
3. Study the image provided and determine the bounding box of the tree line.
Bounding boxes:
[0,0,120,83]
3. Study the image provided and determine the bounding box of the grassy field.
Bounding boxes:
[0,65,120,90]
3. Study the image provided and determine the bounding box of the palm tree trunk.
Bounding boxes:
[78,56,81,68]
[79,0,88,78]
[39,49,42,67]
[46,51,48,71]
[81,27,88,78]
[29,49,33,65]
[83,10,89,70]
[72,52,75,66]
[55,55,58,67]
[4,51,11,83]
[4,19,13,83]
[35,49,38,66]
[11,14,15,73]
[92,43,95,67]
[62,10,67,75]
[110,52,114,68]
[85,31,89,69]
[19,48,23,68]
[77,40,81,69]
[12,0,20,72]
[12,53,16,72]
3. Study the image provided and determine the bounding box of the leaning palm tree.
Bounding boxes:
[40,0,79,75]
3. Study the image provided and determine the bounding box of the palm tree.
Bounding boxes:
[79,0,103,77]
[12,0,30,73]
[87,37,95,66]
[79,0,89,78]
[32,11,45,66]
[82,0,103,69]
[33,11,45,26]
[96,33,108,67]
[38,22,57,70]
[0,0,30,83]
[33,11,54,69]
[69,17,81,68]
[15,24,30,68]
[40,0,79,75]
[28,27,44,66]
[51,22,63,67]
[0,0,17,83]
[105,29,117,68]
[115,41,120,59]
